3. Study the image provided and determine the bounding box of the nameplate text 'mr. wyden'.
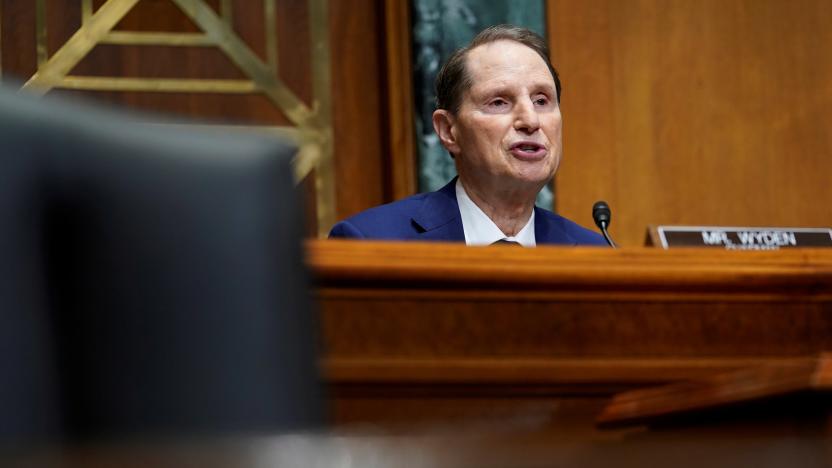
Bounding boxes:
[657,226,832,250]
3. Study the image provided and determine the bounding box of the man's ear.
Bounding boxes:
[432,110,460,156]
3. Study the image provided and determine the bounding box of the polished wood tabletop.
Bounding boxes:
[307,240,832,431]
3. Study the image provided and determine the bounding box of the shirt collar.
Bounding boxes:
[455,179,536,247]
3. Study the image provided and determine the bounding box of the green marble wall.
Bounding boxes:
[411,0,553,209]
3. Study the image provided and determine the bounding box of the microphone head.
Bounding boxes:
[592,201,612,229]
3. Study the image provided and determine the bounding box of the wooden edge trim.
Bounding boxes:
[383,0,417,200]
[322,357,812,385]
[307,241,832,294]
[596,355,826,428]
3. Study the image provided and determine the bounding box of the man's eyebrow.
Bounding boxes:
[478,81,555,93]
[480,85,511,96]
[471,80,555,99]
[530,82,556,93]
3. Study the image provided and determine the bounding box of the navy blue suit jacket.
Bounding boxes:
[330,179,607,246]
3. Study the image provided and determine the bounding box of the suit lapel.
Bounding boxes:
[409,181,577,245]
[411,179,465,241]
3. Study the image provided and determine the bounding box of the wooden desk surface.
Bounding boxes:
[307,240,832,428]
[308,240,832,296]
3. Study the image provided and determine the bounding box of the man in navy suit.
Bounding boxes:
[330,25,606,246]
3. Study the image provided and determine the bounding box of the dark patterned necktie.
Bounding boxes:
[492,239,521,246]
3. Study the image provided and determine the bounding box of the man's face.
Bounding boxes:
[435,40,562,197]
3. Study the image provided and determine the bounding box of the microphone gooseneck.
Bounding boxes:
[592,201,617,248]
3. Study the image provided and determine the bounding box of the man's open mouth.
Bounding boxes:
[509,142,546,159]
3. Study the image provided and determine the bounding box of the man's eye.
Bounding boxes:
[488,99,508,108]
[534,97,549,106]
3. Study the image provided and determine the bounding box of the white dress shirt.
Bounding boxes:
[455,179,536,247]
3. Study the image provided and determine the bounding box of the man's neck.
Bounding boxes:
[458,178,536,237]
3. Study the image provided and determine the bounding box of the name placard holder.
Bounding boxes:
[646,226,832,250]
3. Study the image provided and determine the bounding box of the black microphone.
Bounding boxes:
[592,201,617,248]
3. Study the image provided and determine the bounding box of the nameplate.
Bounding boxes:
[655,226,832,250]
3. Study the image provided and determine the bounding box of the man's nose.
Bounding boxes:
[513,98,540,133]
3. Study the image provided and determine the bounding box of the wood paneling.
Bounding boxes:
[9,2,830,239]
[0,0,390,233]
[329,0,386,221]
[549,0,832,246]
[309,240,832,425]
[0,0,37,79]
[382,0,417,200]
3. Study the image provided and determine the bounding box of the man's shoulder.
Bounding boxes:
[344,191,433,225]
[535,208,608,246]
[330,179,462,240]
[328,191,435,240]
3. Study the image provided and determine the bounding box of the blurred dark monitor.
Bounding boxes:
[0,88,322,444]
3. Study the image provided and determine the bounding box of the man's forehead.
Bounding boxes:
[464,41,555,91]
